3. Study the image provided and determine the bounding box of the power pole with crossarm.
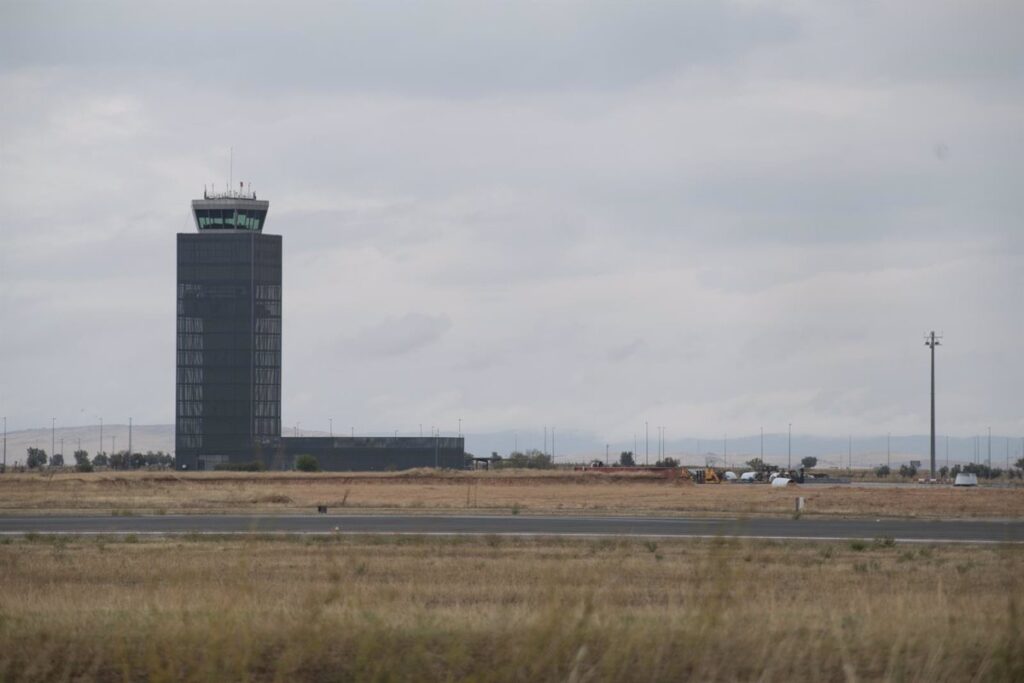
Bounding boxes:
[925,331,942,479]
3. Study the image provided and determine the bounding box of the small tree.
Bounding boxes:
[50,453,65,467]
[92,452,109,467]
[619,451,635,467]
[295,454,319,472]
[801,456,818,469]
[875,465,891,478]
[746,458,765,472]
[74,450,93,472]
[26,448,47,469]
[899,463,918,478]
[655,457,679,468]
[939,466,949,479]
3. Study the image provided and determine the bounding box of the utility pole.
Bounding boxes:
[723,434,727,468]
[787,423,792,470]
[552,427,555,463]
[99,417,103,456]
[887,432,891,470]
[605,443,609,463]
[925,331,941,479]
[128,417,132,465]
[2,416,6,471]
[760,426,763,462]
[51,417,55,461]
[987,426,992,471]
[848,435,852,471]
[329,418,333,437]
[645,421,649,466]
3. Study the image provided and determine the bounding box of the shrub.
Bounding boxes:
[295,454,319,472]
[875,465,891,478]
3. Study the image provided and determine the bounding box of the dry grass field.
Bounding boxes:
[0,534,1021,681]
[0,469,1022,519]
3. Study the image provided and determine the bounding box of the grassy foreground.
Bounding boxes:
[0,534,1022,681]
[2,469,1023,518]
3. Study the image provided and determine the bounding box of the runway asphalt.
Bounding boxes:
[0,514,1021,543]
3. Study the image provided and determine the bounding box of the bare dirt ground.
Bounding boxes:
[1,469,1021,518]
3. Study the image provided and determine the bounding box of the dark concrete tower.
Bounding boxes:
[175,185,281,470]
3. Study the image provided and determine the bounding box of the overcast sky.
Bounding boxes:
[1,0,1021,443]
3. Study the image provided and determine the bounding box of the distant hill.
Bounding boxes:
[2,425,173,466]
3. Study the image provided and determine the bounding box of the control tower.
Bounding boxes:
[175,184,281,470]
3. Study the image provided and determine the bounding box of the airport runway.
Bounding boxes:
[0,514,1022,543]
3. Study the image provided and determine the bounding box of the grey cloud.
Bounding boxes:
[608,338,645,363]
[341,313,452,358]
[0,1,799,95]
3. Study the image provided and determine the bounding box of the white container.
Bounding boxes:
[771,477,792,487]
[954,473,978,487]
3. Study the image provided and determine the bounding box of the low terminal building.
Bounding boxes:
[187,436,465,471]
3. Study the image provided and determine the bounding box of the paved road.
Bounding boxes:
[0,514,1021,543]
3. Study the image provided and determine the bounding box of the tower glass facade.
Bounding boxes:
[176,195,281,470]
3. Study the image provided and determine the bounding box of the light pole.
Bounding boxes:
[723,434,727,468]
[459,418,462,438]
[925,331,941,479]
[3,416,6,470]
[51,417,55,461]
[128,417,132,463]
[760,426,763,462]
[887,432,891,470]
[329,418,333,438]
[787,423,792,470]
[645,421,649,466]
[988,426,992,472]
